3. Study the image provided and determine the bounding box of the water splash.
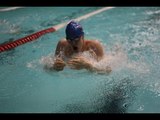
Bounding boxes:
[85,44,149,74]
[34,44,150,76]
[39,53,55,70]
[0,19,20,34]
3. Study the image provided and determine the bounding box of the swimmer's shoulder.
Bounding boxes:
[85,39,102,48]
[58,38,68,46]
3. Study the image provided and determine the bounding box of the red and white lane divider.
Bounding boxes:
[0,28,56,52]
[0,7,114,53]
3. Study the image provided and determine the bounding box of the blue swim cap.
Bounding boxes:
[66,21,84,40]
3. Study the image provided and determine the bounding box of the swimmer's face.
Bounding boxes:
[67,36,84,52]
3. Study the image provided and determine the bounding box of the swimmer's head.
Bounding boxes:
[65,20,84,41]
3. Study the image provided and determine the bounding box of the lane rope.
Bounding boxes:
[0,7,114,53]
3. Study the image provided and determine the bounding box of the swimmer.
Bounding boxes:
[52,20,111,73]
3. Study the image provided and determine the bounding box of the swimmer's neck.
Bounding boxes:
[69,45,84,54]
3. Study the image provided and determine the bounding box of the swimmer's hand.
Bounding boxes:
[67,56,112,73]
[67,56,91,70]
[53,58,66,71]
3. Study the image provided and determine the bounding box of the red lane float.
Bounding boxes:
[0,27,56,53]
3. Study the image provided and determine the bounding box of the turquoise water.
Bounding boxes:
[0,7,160,113]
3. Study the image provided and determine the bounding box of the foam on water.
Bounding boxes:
[39,53,55,69]
[27,42,150,77]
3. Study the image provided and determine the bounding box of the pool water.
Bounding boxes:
[0,7,160,113]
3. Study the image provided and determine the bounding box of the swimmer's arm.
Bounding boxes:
[67,56,111,73]
[84,60,112,73]
[53,40,66,71]
[87,41,112,73]
[54,39,66,57]
[89,40,104,61]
